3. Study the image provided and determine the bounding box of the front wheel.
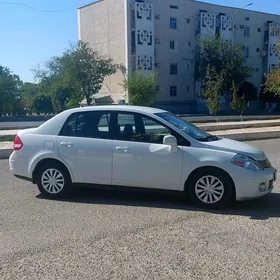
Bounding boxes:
[36,162,72,198]
[187,168,234,209]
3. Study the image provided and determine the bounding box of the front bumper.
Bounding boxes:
[231,167,277,201]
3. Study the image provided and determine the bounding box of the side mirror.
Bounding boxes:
[163,135,177,152]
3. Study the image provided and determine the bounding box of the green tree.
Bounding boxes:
[34,56,79,113]
[71,41,117,105]
[21,82,39,114]
[196,36,253,95]
[238,81,258,102]
[33,94,54,114]
[122,70,160,107]
[34,41,116,112]
[0,65,23,115]
[265,42,280,95]
[259,84,280,113]
[202,66,224,121]
[231,82,248,121]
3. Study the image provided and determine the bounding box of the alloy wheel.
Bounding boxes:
[194,175,224,204]
[41,168,65,194]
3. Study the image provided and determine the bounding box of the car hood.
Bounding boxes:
[206,137,267,161]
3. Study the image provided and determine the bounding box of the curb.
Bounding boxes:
[215,131,280,141]
[181,115,280,123]
[198,121,280,132]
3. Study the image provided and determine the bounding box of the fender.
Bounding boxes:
[28,151,74,182]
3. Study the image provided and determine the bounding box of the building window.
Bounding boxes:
[170,40,177,51]
[170,63,178,75]
[188,42,191,47]
[243,47,249,58]
[256,68,259,72]
[245,17,250,21]
[170,86,177,96]
[186,18,191,24]
[155,38,161,44]
[244,26,250,37]
[155,14,160,20]
[170,5,178,9]
[256,48,260,52]
[155,63,161,68]
[257,28,261,32]
[186,85,189,92]
[170,17,177,30]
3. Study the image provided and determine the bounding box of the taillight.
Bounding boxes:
[14,135,23,151]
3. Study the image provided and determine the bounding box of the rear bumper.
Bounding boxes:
[9,152,32,180]
[231,167,276,201]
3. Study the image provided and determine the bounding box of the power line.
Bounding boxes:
[0,2,83,12]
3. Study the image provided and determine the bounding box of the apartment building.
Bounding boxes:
[78,0,280,112]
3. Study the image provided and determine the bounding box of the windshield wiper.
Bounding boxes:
[206,135,220,141]
[197,135,220,142]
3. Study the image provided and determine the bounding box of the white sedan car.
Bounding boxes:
[9,106,277,208]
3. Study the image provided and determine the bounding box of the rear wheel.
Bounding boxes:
[36,161,72,198]
[187,168,234,209]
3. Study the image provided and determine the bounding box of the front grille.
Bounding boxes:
[257,159,272,170]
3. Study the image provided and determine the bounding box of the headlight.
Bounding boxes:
[231,154,261,171]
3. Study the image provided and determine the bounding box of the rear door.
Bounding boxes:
[57,110,113,185]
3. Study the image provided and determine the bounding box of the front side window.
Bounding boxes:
[60,111,112,139]
[156,112,219,142]
[117,112,189,145]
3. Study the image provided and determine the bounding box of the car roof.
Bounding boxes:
[65,105,166,115]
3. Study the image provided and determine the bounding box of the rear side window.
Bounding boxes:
[60,111,112,139]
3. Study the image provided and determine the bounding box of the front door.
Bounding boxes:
[112,112,183,190]
[57,110,113,185]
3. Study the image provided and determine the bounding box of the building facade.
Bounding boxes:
[78,0,280,113]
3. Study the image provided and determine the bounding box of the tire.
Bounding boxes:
[187,168,234,209]
[35,161,72,198]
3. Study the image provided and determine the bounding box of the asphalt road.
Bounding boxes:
[1,139,280,280]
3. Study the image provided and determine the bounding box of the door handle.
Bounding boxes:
[116,146,129,152]
[60,142,73,147]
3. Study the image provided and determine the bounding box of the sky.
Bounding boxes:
[0,0,279,82]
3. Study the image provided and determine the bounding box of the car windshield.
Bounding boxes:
[156,112,219,142]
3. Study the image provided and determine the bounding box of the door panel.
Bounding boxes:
[113,140,183,190]
[57,111,113,185]
[112,112,183,190]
